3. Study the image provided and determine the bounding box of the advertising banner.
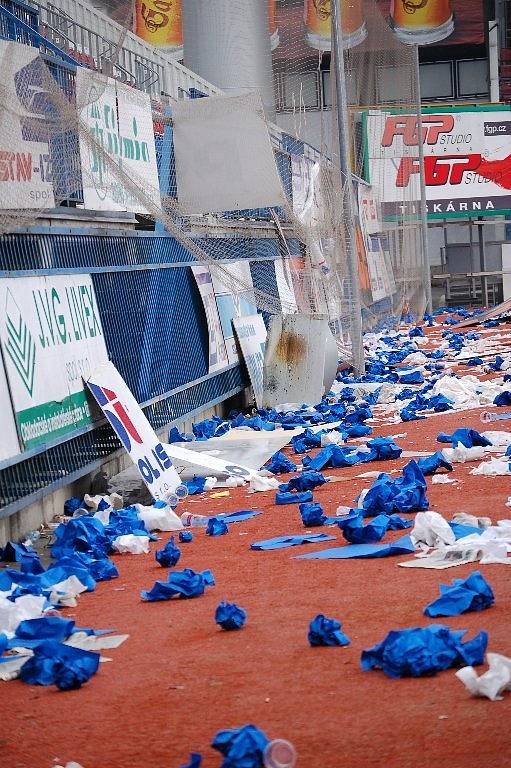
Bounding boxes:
[0,275,108,450]
[76,70,160,213]
[0,355,21,461]
[357,184,395,302]
[191,265,229,374]
[365,107,511,220]
[0,40,55,210]
[232,314,267,408]
[210,262,258,366]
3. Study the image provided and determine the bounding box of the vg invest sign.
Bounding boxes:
[0,275,108,450]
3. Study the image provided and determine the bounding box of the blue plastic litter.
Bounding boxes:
[64,497,83,517]
[424,571,495,617]
[437,428,492,448]
[15,617,75,643]
[179,531,193,543]
[417,451,453,475]
[218,511,262,523]
[364,437,402,461]
[361,460,428,516]
[488,355,504,371]
[183,476,207,495]
[494,391,511,406]
[295,535,415,560]
[275,490,314,505]
[361,625,488,678]
[399,370,424,384]
[250,533,335,551]
[409,326,425,337]
[51,517,111,560]
[264,451,297,474]
[308,614,350,647]
[299,502,326,527]
[215,601,246,630]
[279,470,327,493]
[464,357,484,366]
[155,537,181,568]
[19,639,100,690]
[337,513,389,544]
[141,568,215,601]
[212,724,269,768]
[206,518,229,537]
[180,754,202,768]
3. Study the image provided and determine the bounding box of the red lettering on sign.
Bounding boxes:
[382,115,455,147]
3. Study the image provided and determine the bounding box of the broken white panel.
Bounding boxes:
[233,313,267,408]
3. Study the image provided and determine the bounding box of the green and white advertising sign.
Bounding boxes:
[0,275,108,450]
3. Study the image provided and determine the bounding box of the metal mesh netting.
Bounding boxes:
[0,0,429,356]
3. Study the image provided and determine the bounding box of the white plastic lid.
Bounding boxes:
[263,739,297,768]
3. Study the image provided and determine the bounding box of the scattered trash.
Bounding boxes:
[155,537,181,567]
[206,517,229,537]
[423,571,495,617]
[212,724,269,768]
[263,739,297,768]
[215,601,246,630]
[250,533,335,551]
[308,614,350,647]
[456,653,511,701]
[141,569,215,601]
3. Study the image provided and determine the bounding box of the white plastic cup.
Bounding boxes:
[264,739,297,768]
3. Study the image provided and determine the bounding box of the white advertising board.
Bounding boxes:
[191,265,229,374]
[210,261,257,365]
[0,40,55,210]
[365,107,511,219]
[232,314,267,408]
[0,354,21,461]
[0,275,108,450]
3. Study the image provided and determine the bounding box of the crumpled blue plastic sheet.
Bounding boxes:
[464,357,484,366]
[64,497,84,516]
[184,476,207,495]
[250,533,335,551]
[264,451,297,474]
[494,391,511,406]
[291,429,322,454]
[424,571,495,617]
[275,490,314,505]
[179,531,193,543]
[295,535,415,560]
[400,406,426,422]
[15,617,75,643]
[215,601,247,630]
[141,568,215,601]
[231,414,275,431]
[192,417,230,440]
[155,536,181,567]
[417,451,453,475]
[180,754,202,768]
[363,437,402,461]
[488,355,504,371]
[19,639,100,690]
[437,428,492,448]
[360,461,428,516]
[279,470,327,493]
[507,444,511,457]
[361,624,488,678]
[307,445,360,471]
[450,522,483,540]
[211,724,269,768]
[345,424,373,438]
[308,614,350,647]
[399,370,424,385]
[337,513,390,544]
[104,508,154,541]
[0,542,44,575]
[409,326,425,337]
[169,426,194,443]
[206,517,229,537]
[51,517,111,559]
[299,502,326,527]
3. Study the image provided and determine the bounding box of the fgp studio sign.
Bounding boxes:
[365,106,511,219]
[0,275,108,450]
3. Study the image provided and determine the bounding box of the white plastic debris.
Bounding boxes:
[135,503,183,532]
[442,445,486,464]
[451,512,491,529]
[507,497,511,508]
[0,594,46,635]
[49,576,88,607]
[0,654,32,681]
[111,534,150,554]
[432,475,456,484]
[249,475,280,493]
[481,431,511,448]
[456,653,511,701]
[224,476,245,487]
[204,476,218,490]
[321,431,343,447]
[64,633,129,651]
[470,457,510,477]
[411,511,456,549]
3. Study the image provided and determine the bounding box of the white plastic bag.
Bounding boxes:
[111,534,150,554]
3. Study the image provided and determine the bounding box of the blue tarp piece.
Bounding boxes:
[483,319,499,328]
[169,427,193,443]
[179,531,193,543]
[291,429,322,454]
[212,724,270,768]
[51,517,110,559]
[192,417,230,440]
[494,391,511,406]
[141,568,215,601]
[424,571,495,617]
[361,624,488,678]
[399,371,424,384]
[400,406,426,422]
[1,541,34,563]
[19,639,100,690]
[424,314,434,326]
[15,617,75,642]
[184,476,207,495]
[437,428,492,448]
[409,326,425,337]
[215,601,246,630]
[464,357,484,366]
[337,513,390,544]
[19,550,45,575]
[417,451,453,475]
[264,451,297,474]
[64,497,83,516]
[299,502,326,527]
[231,414,275,431]
[488,355,504,371]
[295,535,414,560]
[275,490,314,505]
[180,754,202,768]
[5,559,97,594]
[250,533,335,551]
[364,437,402,461]
[345,424,373,438]
[387,514,413,530]
[308,614,350,647]
[279,471,327,493]
[361,461,428,516]
[155,537,181,568]
[206,518,229,537]
[506,444,511,457]
[104,508,152,540]
[449,522,483,539]
[344,406,372,424]
[218,511,262,523]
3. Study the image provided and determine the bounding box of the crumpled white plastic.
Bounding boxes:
[411,511,455,549]
[507,497,511,508]
[456,653,511,701]
[431,374,509,410]
[403,351,428,365]
[49,575,88,607]
[248,475,280,493]
[482,431,511,448]
[401,521,511,569]
[65,633,129,651]
[224,476,245,487]
[451,512,491,529]
[111,534,150,554]
[470,457,510,477]
[135,503,183,532]
[321,431,343,447]
[0,594,46,635]
[431,474,456,484]
[442,445,486,463]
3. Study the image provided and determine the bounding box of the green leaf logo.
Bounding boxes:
[5,289,36,397]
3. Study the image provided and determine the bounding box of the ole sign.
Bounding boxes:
[365,106,511,219]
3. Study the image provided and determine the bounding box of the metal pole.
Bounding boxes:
[413,44,433,314]
[478,216,489,307]
[331,0,364,375]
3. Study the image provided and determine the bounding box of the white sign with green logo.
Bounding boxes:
[0,275,108,450]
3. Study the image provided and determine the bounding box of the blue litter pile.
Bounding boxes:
[423,571,495,617]
[308,614,350,647]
